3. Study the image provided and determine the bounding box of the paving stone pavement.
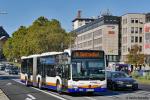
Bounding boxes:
[0,89,9,100]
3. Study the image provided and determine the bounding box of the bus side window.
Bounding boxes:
[56,66,62,76]
[62,65,70,79]
[46,65,56,77]
[21,59,27,74]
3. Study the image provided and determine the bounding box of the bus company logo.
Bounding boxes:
[90,81,98,84]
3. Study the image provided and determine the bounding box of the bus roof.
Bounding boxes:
[64,49,71,56]
[40,52,63,57]
[21,52,63,59]
[21,54,40,59]
[64,49,105,56]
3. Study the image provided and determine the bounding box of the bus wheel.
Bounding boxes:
[25,79,29,87]
[56,81,61,93]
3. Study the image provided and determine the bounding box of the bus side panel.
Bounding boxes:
[45,77,57,90]
[20,73,26,83]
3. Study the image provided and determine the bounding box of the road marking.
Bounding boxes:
[27,94,36,100]
[13,79,66,100]
[25,94,36,100]
[84,97,97,100]
[135,91,150,95]
[25,98,32,100]
[31,87,67,100]
[12,79,24,85]
[6,82,12,86]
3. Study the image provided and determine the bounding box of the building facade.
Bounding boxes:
[72,12,150,65]
[72,10,95,30]
[144,13,150,66]
[121,13,145,62]
[73,15,121,63]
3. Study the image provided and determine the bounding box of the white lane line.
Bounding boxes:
[12,79,24,85]
[13,79,67,100]
[6,82,12,86]
[25,98,32,100]
[27,94,36,100]
[31,87,67,100]
[84,97,97,100]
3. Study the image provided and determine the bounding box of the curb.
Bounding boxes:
[0,89,9,100]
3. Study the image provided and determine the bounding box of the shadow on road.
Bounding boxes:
[64,89,140,97]
[0,75,19,80]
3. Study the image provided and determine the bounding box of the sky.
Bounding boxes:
[0,0,150,35]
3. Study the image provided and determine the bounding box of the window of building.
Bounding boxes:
[139,37,142,43]
[139,18,143,24]
[131,19,134,23]
[124,28,127,34]
[88,40,92,46]
[139,46,142,52]
[135,19,138,23]
[131,27,134,33]
[124,37,127,43]
[139,28,142,33]
[135,36,138,42]
[135,27,138,33]
[131,36,134,43]
[123,46,126,52]
[123,18,127,24]
[122,28,125,34]
[109,56,113,61]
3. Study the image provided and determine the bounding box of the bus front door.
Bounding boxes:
[61,65,70,92]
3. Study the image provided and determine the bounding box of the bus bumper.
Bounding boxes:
[67,87,107,93]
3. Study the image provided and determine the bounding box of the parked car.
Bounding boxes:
[0,64,5,71]
[107,71,138,91]
[5,66,11,73]
[8,67,19,75]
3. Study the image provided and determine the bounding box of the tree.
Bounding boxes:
[3,16,73,61]
[126,45,145,66]
[3,38,13,61]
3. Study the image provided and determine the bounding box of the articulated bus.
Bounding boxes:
[20,49,107,93]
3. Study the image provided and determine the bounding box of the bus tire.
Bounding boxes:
[56,81,61,93]
[25,77,29,87]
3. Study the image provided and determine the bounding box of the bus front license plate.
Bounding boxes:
[86,89,94,92]
[126,84,132,87]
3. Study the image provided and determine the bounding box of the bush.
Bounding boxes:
[131,71,140,78]
[144,74,150,80]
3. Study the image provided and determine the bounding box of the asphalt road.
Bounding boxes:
[0,71,150,100]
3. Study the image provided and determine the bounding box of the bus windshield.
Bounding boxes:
[72,59,105,81]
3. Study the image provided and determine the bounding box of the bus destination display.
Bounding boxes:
[72,51,104,59]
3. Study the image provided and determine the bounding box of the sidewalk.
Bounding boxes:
[0,89,9,100]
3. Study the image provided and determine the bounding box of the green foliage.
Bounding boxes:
[3,16,74,61]
[131,71,140,78]
[144,72,150,80]
[126,45,145,65]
